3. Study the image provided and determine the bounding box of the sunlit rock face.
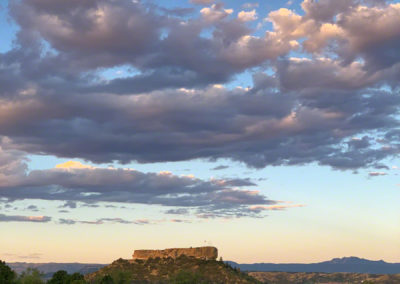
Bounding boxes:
[132,246,218,260]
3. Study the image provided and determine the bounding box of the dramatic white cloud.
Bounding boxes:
[0,0,400,222]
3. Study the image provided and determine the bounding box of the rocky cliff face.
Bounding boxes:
[132,246,218,260]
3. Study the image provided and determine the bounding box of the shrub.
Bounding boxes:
[99,275,113,284]
[169,270,210,284]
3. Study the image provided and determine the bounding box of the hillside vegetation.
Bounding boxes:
[85,255,260,284]
[249,271,400,284]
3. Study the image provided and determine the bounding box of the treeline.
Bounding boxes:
[1,260,87,284]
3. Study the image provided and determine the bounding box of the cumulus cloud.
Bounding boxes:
[0,0,399,209]
[3,0,295,96]
[267,1,400,71]
[301,0,355,22]
[200,4,233,23]
[0,68,398,171]
[238,10,258,22]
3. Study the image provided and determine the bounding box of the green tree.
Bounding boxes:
[68,273,85,283]
[0,260,16,284]
[47,270,69,284]
[48,271,86,284]
[17,268,45,284]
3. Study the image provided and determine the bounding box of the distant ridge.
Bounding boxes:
[227,257,400,274]
[7,262,105,275]
[6,256,400,276]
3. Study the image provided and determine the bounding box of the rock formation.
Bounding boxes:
[132,246,218,260]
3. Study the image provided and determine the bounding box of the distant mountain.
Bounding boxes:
[227,257,400,274]
[7,256,400,277]
[7,262,105,275]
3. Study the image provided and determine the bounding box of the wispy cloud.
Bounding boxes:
[211,165,229,170]
[0,214,51,223]
[248,204,306,212]
[58,218,190,225]
[368,172,388,177]
[242,2,259,9]
[2,253,43,260]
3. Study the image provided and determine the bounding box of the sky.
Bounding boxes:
[0,0,399,264]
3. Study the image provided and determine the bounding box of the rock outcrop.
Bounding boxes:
[132,246,218,260]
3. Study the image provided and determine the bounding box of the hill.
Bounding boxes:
[228,257,400,274]
[85,255,260,283]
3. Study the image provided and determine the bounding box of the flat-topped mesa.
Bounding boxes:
[132,246,218,260]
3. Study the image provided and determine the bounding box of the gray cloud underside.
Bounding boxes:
[0,0,399,171]
[0,151,275,218]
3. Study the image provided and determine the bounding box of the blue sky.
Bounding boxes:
[0,0,399,263]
